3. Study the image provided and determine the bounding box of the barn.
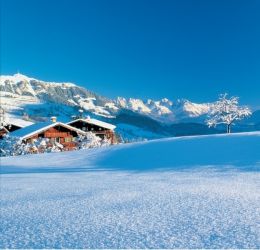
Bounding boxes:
[67,117,117,144]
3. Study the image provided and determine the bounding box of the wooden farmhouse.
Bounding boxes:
[0,120,34,139]
[10,121,86,151]
[67,117,117,144]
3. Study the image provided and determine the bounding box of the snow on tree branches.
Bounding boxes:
[206,93,251,133]
[0,107,9,128]
[0,132,111,157]
[76,132,111,149]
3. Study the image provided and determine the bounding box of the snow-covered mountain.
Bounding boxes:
[0,73,210,121]
[115,97,211,123]
[0,73,258,140]
[0,73,114,118]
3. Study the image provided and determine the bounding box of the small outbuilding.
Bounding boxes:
[0,120,34,138]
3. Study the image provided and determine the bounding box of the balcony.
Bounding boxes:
[44,132,69,138]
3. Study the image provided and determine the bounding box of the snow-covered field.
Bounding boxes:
[1,132,260,248]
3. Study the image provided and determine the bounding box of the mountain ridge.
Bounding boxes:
[0,73,259,140]
[0,73,211,121]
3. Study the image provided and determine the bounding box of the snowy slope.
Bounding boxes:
[1,74,210,123]
[1,73,259,140]
[1,132,260,248]
[0,73,113,120]
[0,74,210,121]
[116,97,211,123]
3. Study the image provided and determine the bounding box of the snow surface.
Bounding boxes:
[0,73,36,84]
[7,118,34,128]
[116,123,166,141]
[1,132,260,248]
[0,73,112,119]
[116,97,211,123]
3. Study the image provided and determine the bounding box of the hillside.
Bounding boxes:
[1,132,259,248]
[0,73,210,121]
[1,73,259,140]
[2,132,259,173]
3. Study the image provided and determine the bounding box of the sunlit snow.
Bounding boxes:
[1,132,260,248]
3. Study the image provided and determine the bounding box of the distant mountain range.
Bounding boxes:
[1,73,259,140]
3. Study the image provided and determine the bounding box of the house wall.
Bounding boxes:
[69,120,107,132]
[26,125,79,150]
[69,120,116,144]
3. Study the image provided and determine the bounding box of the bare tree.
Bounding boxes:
[206,93,251,133]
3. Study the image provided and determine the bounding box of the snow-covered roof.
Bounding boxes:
[10,122,86,140]
[8,119,34,128]
[67,118,116,130]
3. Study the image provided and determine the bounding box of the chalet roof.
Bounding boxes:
[8,118,34,128]
[67,118,116,130]
[9,121,86,140]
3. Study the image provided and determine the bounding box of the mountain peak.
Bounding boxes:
[13,73,31,79]
[0,73,213,123]
[0,73,37,84]
[0,73,258,141]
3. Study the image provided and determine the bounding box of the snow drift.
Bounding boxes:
[1,132,260,248]
[1,132,259,173]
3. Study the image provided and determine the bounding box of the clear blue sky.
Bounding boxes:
[1,0,259,106]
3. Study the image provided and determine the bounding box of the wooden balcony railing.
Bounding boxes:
[44,132,69,138]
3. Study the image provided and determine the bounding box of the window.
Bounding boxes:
[65,137,72,143]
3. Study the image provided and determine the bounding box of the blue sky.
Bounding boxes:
[1,0,259,106]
